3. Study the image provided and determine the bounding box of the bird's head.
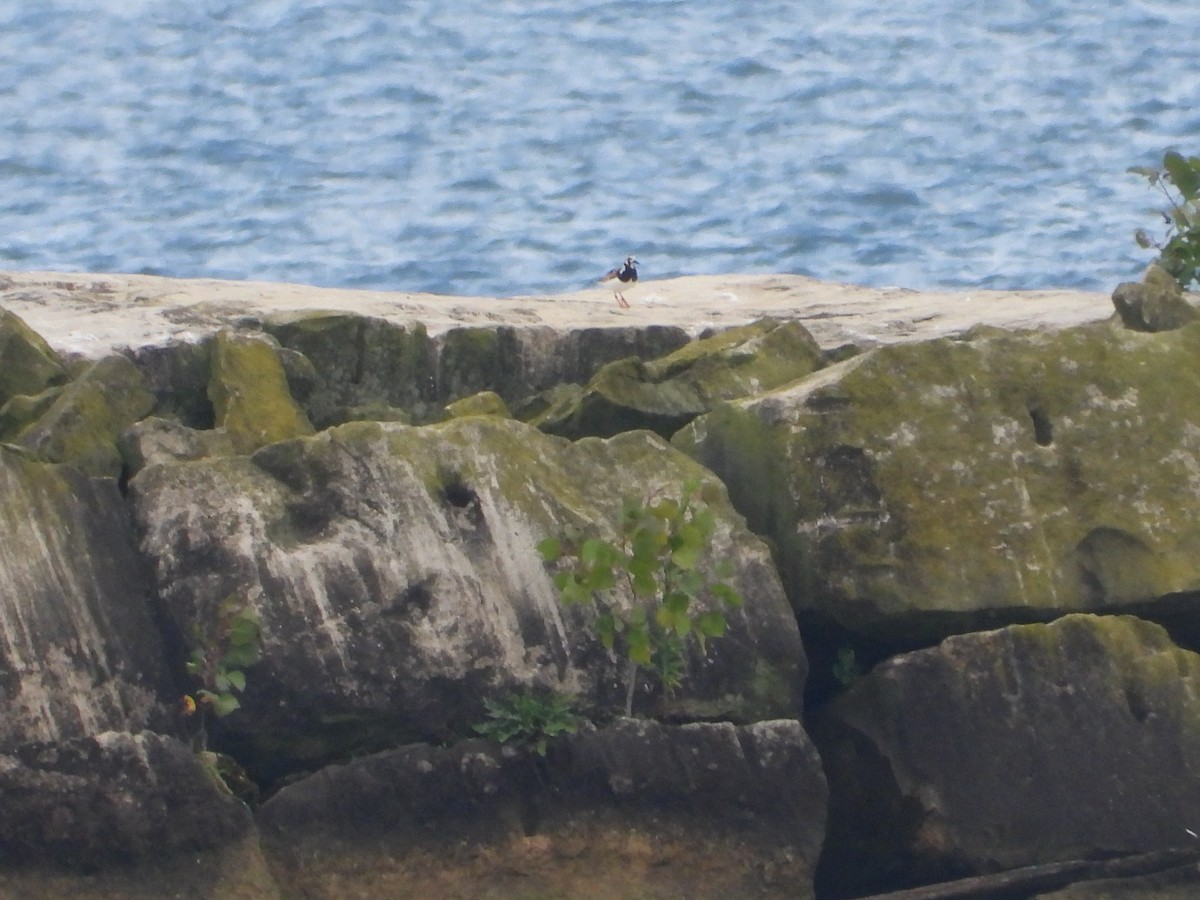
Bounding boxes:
[626,256,638,268]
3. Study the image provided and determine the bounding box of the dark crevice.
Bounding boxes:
[1029,404,1053,446]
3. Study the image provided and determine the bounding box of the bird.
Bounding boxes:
[599,256,638,308]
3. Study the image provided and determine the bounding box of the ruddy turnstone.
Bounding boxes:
[599,256,638,308]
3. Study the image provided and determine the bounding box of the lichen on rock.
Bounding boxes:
[207,329,315,454]
[676,321,1200,641]
[814,614,1200,895]
[13,354,154,478]
[534,318,825,440]
[130,416,804,775]
[0,307,69,408]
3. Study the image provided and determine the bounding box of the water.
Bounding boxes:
[1,1,1198,298]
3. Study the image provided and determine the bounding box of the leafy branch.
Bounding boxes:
[538,480,744,717]
[1130,150,1200,289]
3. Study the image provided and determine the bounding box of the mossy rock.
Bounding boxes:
[814,614,1200,894]
[0,386,63,441]
[675,321,1200,641]
[119,416,237,475]
[265,312,436,427]
[130,417,803,777]
[536,319,825,440]
[14,355,154,478]
[437,326,526,404]
[1112,265,1199,333]
[444,391,511,419]
[0,307,69,408]
[208,330,315,455]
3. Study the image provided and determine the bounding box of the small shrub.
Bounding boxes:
[1130,150,1200,289]
[538,479,744,716]
[182,594,262,752]
[473,691,579,756]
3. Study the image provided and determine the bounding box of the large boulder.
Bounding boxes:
[264,313,438,427]
[675,321,1200,641]
[535,318,825,440]
[129,417,804,774]
[259,718,827,899]
[13,354,154,478]
[814,614,1200,896]
[0,732,253,870]
[0,446,173,747]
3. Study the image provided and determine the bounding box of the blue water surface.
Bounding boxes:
[1,0,1197,296]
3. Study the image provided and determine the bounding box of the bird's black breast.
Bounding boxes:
[619,266,637,284]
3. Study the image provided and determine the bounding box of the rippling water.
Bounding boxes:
[2,1,1198,297]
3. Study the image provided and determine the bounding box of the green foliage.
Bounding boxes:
[538,480,745,715]
[1130,150,1200,289]
[183,594,262,750]
[472,691,579,756]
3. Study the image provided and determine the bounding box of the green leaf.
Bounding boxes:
[596,611,617,649]
[663,591,691,615]
[696,610,728,638]
[712,582,744,609]
[583,565,616,593]
[224,669,246,693]
[1165,151,1200,202]
[628,630,653,666]
[580,538,607,567]
[223,644,260,669]
[210,693,241,718]
[670,524,705,570]
[649,498,679,520]
[537,537,562,561]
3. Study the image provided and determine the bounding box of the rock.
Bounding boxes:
[0,446,174,747]
[259,718,827,899]
[0,307,68,407]
[0,386,62,441]
[535,318,825,440]
[119,415,236,474]
[1111,264,1199,333]
[129,417,804,774]
[444,390,511,419]
[813,615,1200,896]
[13,354,154,478]
[0,731,253,869]
[675,321,1200,642]
[264,313,438,427]
[208,330,315,454]
[130,340,214,428]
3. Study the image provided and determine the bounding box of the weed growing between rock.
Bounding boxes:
[472,692,580,756]
[181,594,262,754]
[539,480,744,717]
[1131,150,1200,289]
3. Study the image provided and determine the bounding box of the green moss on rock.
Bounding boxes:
[816,614,1200,891]
[208,330,315,455]
[536,319,825,441]
[265,312,436,427]
[0,386,63,441]
[676,321,1200,641]
[14,355,154,478]
[0,307,69,408]
[444,391,511,419]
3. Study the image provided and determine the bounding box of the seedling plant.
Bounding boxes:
[538,480,744,717]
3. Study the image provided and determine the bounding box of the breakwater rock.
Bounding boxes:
[4,269,1200,898]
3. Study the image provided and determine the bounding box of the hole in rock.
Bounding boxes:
[1028,404,1053,446]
